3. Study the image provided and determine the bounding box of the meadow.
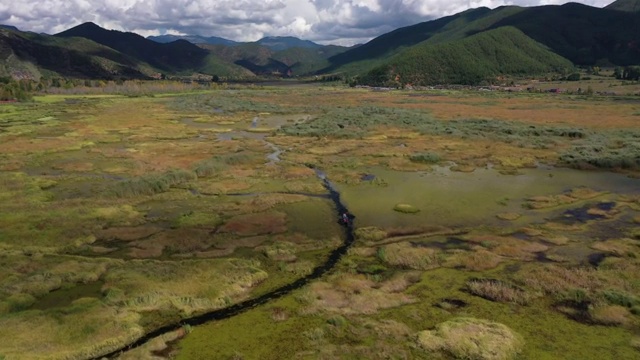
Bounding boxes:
[1,81,639,359]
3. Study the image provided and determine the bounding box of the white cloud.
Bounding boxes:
[0,0,615,45]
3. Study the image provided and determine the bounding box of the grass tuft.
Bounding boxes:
[466,278,532,305]
[417,317,523,360]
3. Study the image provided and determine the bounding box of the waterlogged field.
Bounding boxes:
[1,84,640,360]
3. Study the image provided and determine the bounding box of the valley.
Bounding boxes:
[1,84,640,359]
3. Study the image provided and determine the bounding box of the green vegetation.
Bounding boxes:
[359,27,573,86]
[110,169,197,197]
[2,86,640,360]
[392,203,421,214]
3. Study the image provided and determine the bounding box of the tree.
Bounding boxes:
[622,66,640,81]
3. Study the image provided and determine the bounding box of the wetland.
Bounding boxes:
[1,85,640,359]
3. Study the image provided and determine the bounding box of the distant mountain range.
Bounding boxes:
[1,0,639,85]
[147,34,238,46]
[147,34,322,51]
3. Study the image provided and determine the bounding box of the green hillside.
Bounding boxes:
[272,45,347,75]
[324,7,493,73]
[490,3,640,65]
[358,27,573,86]
[329,3,640,76]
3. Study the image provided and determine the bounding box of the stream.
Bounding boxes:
[89,169,355,360]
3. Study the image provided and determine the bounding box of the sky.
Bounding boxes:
[0,0,615,46]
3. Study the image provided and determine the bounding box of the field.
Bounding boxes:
[1,81,640,360]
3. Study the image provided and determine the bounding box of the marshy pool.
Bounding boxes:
[340,165,640,229]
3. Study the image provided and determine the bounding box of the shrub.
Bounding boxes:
[602,290,638,308]
[193,159,221,177]
[327,315,348,327]
[409,152,441,164]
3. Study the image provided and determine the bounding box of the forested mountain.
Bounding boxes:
[325,2,640,82]
[357,27,573,86]
[56,23,209,73]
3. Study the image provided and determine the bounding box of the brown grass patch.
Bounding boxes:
[417,317,523,360]
[515,264,606,295]
[378,242,441,270]
[540,235,570,245]
[270,307,289,322]
[496,212,521,221]
[125,228,217,258]
[525,188,604,209]
[302,274,415,315]
[218,211,287,236]
[446,249,503,271]
[589,305,631,326]
[97,226,163,241]
[463,235,548,260]
[591,238,640,258]
[466,279,532,305]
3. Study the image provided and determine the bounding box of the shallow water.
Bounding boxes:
[340,165,640,229]
[30,281,104,310]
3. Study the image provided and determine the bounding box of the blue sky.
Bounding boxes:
[0,0,614,45]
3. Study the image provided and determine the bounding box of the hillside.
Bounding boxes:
[606,0,640,12]
[0,28,148,79]
[324,7,493,73]
[329,3,640,75]
[358,27,573,86]
[489,3,640,66]
[201,42,348,76]
[254,36,321,51]
[56,22,209,73]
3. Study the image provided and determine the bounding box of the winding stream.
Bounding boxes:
[90,169,355,360]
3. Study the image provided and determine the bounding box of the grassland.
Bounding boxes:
[1,81,640,359]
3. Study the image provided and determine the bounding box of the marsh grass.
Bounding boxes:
[377,242,441,270]
[466,278,532,305]
[409,152,441,164]
[110,169,196,197]
[302,273,415,315]
[589,305,631,326]
[417,317,523,360]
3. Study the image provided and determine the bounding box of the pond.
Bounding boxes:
[339,165,640,229]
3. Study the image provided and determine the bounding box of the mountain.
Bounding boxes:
[148,34,322,51]
[200,41,348,76]
[357,27,573,86]
[56,22,209,73]
[272,45,348,75]
[328,3,640,76]
[0,24,19,31]
[0,27,153,80]
[487,3,640,66]
[2,3,639,83]
[148,34,237,46]
[325,7,494,73]
[254,36,321,51]
[605,0,640,12]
